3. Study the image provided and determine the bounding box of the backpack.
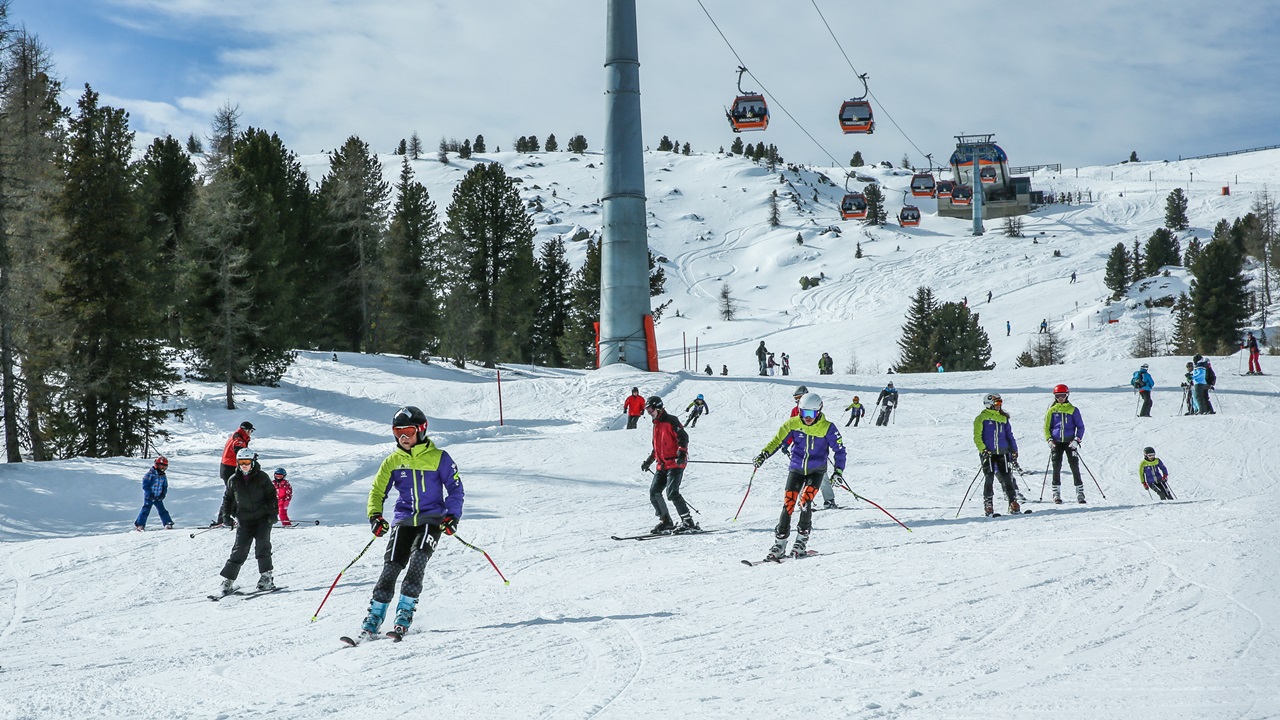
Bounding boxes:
[1204,364,1216,386]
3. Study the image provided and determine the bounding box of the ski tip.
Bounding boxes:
[339,636,358,647]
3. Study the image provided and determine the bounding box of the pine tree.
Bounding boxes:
[1103,242,1130,299]
[863,182,887,226]
[1165,188,1189,231]
[532,237,571,366]
[1130,237,1144,282]
[1183,235,1203,269]
[441,162,536,367]
[527,135,540,152]
[137,135,197,343]
[473,134,486,154]
[648,249,666,296]
[657,135,673,152]
[186,133,203,154]
[559,239,601,368]
[437,137,449,163]
[567,134,587,153]
[768,190,780,227]
[1129,151,1139,163]
[1190,238,1251,353]
[1130,307,1162,358]
[408,131,422,160]
[459,138,472,159]
[718,283,737,321]
[1168,292,1196,354]
[682,142,691,156]
[1143,227,1181,275]
[730,137,744,155]
[855,242,862,259]
[316,135,391,351]
[850,151,864,167]
[380,156,441,357]
[894,287,937,372]
[928,302,995,372]
[52,85,176,456]
[1021,327,1067,366]
[544,133,558,152]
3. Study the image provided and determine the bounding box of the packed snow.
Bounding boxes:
[2,148,1278,719]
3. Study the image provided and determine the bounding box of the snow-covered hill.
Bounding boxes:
[2,149,1279,719]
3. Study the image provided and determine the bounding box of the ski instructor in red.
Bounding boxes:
[640,396,698,534]
[623,387,646,429]
[354,405,464,644]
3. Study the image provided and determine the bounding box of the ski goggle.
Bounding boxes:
[799,408,819,420]
[1053,393,1068,401]
[237,458,253,467]
[1144,452,1156,459]
[392,425,420,442]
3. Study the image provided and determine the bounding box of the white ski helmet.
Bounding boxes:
[235,447,255,466]
[798,392,823,415]
[983,393,1002,409]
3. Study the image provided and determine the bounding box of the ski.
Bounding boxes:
[385,627,407,643]
[340,630,379,647]
[611,529,721,541]
[234,586,287,600]
[988,510,1033,517]
[207,586,238,602]
[812,505,856,512]
[742,550,819,567]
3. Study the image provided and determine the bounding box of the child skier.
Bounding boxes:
[134,456,173,531]
[1139,447,1173,500]
[273,467,293,526]
[684,394,710,428]
[973,394,1022,515]
[640,396,697,533]
[753,393,847,560]
[1043,384,1086,504]
[844,396,865,427]
[215,448,279,596]
[357,406,464,643]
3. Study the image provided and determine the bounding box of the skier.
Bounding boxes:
[1006,320,1011,337]
[640,396,697,534]
[936,362,944,373]
[721,364,729,376]
[843,396,865,427]
[818,352,834,375]
[1181,361,1196,415]
[1131,363,1154,417]
[1139,447,1173,500]
[1039,319,1048,334]
[1070,271,1077,283]
[704,364,714,376]
[788,385,809,418]
[756,341,769,376]
[273,467,293,527]
[214,421,254,528]
[767,354,777,376]
[784,385,837,507]
[358,406,464,642]
[752,393,846,560]
[1043,384,1086,504]
[623,387,646,430]
[215,448,279,596]
[684,394,710,428]
[780,353,791,376]
[874,382,898,426]
[987,290,993,304]
[1191,355,1215,415]
[973,393,1022,515]
[134,456,173,531]
[1244,332,1263,375]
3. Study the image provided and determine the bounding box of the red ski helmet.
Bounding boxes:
[1052,383,1069,395]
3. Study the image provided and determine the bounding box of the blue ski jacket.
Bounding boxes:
[142,467,167,501]
[1131,369,1154,391]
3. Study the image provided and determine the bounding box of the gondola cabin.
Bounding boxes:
[979,167,997,184]
[898,205,921,227]
[910,173,936,197]
[838,100,874,134]
[935,180,954,199]
[840,192,868,220]
[727,94,769,132]
[951,185,973,206]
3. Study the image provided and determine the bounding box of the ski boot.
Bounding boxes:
[217,577,235,597]
[359,599,389,641]
[1052,488,1063,505]
[1008,499,1022,514]
[651,517,675,535]
[1077,488,1087,504]
[790,530,810,558]
[134,525,145,532]
[256,571,276,591]
[823,499,838,509]
[765,537,788,561]
[388,595,418,640]
[983,499,994,517]
[164,523,174,530]
[673,515,700,534]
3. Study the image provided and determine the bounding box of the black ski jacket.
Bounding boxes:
[220,467,279,523]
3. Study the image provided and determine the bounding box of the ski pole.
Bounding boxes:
[686,460,754,466]
[956,468,982,518]
[451,533,510,585]
[189,524,224,538]
[731,467,757,522]
[1039,456,1051,501]
[311,535,378,622]
[275,520,321,528]
[1075,453,1107,499]
[848,490,912,532]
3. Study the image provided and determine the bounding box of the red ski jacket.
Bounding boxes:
[220,428,251,467]
[624,394,646,417]
[645,410,688,470]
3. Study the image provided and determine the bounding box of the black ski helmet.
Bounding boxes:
[1143,446,1155,455]
[240,421,255,432]
[645,396,664,411]
[793,385,809,398]
[392,405,429,443]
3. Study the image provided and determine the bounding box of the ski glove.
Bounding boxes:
[753,452,769,468]
[1142,481,1149,490]
[675,449,687,466]
[641,458,653,473]
[1010,452,1018,462]
[440,515,458,536]
[370,514,389,537]
[1069,439,1081,451]
[979,450,992,463]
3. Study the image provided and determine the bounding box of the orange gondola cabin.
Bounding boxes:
[898,205,921,227]
[840,192,868,220]
[910,172,936,197]
[951,185,973,206]
[727,94,769,132]
[935,180,954,199]
[837,99,874,134]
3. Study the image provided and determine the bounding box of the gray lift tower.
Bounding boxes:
[599,0,656,370]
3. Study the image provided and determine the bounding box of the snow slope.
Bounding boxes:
[2,149,1279,719]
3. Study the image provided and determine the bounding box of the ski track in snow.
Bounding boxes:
[4,150,1280,718]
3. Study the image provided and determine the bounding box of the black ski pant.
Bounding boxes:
[845,413,861,427]
[626,415,640,430]
[981,453,1017,502]
[216,463,236,526]
[650,467,691,522]
[775,469,822,539]
[1194,385,1214,414]
[220,517,273,580]
[875,405,893,426]
[1149,477,1173,500]
[372,523,443,603]
[1050,442,1083,489]
[1138,390,1152,417]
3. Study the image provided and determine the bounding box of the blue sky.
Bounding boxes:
[12,0,1280,169]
